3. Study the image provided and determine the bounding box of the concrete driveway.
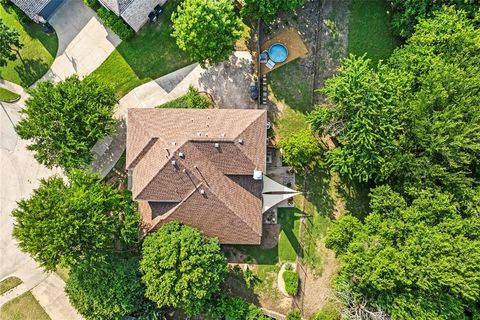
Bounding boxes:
[0,81,81,319]
[41,0,121,82]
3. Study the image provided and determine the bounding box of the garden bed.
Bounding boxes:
[0,276,22,295]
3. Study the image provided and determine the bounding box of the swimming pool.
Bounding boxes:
[268,43,288,63]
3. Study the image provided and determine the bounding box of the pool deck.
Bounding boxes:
[260,28,309,74]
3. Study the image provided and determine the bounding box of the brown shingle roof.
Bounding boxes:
[128,109,267,244]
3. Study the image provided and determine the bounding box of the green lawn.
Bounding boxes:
[269,59,313,113]
[90,0,192,98]
[0,277,22,295]
[0,4,58,87]
[234,207,302,265]
[230,208,302,303]
[0,87,20,102]
[55,267,70,283]
[348,0,401,64]
[0,292,51,320]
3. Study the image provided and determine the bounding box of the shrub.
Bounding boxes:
[97,7,134,40]
[83,0,96,8]
[286,309,301,320]
[157,86,211,109]
[283,270,299,296]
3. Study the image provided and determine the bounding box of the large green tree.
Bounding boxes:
[278,129,322,172]
[12,170,138,271]
[140,221,227,316]
[390,1,479,38]
[171,0,243,65]
[241,0,304,23]
[314,8,480,199]
[65,257,144,320]
[16,76,117,170]
[310,54,403,182]
[326,186,480,319]
[0,19,23,66]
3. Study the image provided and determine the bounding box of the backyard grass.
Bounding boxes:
[0,291,50,320]
[0,4,58,87]
[55,267,70,283]
[234,207,302,265]
[348,0,401,64]
[90,0,193,98]
[0,87,20,102]
[269,59,313,113]
[0,277,22,295]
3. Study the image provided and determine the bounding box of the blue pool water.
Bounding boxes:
[268,43,288,63]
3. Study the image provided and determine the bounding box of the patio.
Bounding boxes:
[260,28,308,74]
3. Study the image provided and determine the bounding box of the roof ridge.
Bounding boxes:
[188,143,262,236]
[233,112,266,170]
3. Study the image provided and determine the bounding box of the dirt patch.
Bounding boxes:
[296,237,340,318]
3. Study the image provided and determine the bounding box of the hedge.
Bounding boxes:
[283,270,299,296]
[97,7,134,40]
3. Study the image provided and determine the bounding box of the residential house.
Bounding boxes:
[98,0,166,32]
[11,0,64,21]
[127,108,299,244]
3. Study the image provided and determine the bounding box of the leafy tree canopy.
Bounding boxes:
[12,170,139,271]
[312,54,403,182]
[65,256,144,320]
[140,221,227,316]
[326,185,480,319]
[278,129,322,172]
[390,1,479,38]
[241,0,304,23]
[0,18,23,66]
[16,76,117,170]
[172,0,243,65]
[313,8,480,201]
[208,294,270,320]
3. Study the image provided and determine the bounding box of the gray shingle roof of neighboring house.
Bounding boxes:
[11,0,51,19]
[99,0,167,32]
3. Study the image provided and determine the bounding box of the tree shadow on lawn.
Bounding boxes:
[297,165,335,218]
[337,177,371,220]
[269,59,314,114]
[14,58,49,87]
[119,1,191,76]
[222,268,260,305]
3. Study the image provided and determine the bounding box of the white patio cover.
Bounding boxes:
[262,175,301,213]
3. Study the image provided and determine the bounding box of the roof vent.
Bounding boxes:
[200,189,206,195]
[197,132,202,136]
[253,170,263,180]
[221,133,225,137]
[214,143,220,148]
[179,152,185,158]
[171,160,177,166]
[171,141,176,146]
[238,139,244,145]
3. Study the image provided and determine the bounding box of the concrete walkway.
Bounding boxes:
[41,0,120,82]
